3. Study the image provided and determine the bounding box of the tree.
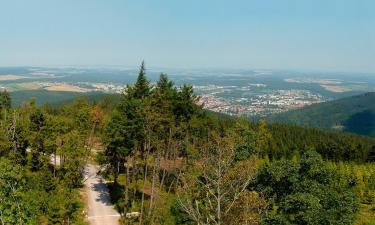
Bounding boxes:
[0,90,11,120]
[0,94,103,225]
[254,118,271,156]
[367,145,375,162]
[104,91,142,184]
[177,131,265,225]
[71,97,91,135]
[173,85,201,122]
[88,105,104,150]
[103,64,154,217]
[59,131,86,188]
[133,61,151,99]
[232,117,257,161]
[0,158,34,225]
[28,109,49,171]
[256,151,359,225]
[0,90,11,110]
[156,73,175,99]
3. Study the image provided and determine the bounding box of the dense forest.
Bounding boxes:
[267,92,375,137]
[0,91,90,224]
[9,90,121,108]
[0,63,374,224]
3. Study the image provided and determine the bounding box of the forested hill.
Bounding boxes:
[9,90,121,107]
[267,92,375,137]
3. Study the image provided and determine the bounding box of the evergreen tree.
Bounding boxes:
[173,84,200,122]
[133,61,150,99]
[156,73,175,97]
[0,90,11,110]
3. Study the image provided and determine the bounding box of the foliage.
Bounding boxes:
[177,132,265,225]
[0,93,90,224]
[256,151,359,225]
[265,123,375,162]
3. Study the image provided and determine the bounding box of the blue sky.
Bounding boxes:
[0,0,374,72]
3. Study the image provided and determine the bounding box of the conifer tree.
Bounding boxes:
[133,61,150,99]
[0,90,11,110]
[0,90,11,120]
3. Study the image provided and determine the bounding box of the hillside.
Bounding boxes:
[10,90,121,107]
[267,92,375,137]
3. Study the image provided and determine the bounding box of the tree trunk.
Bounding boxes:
[116,161,120,184]
[88,122,97,150]
[0,209,5,225]
[11,111,17,152]
[139,156,148,225]
[217,146,222,225]
[148,156,158,218]
[54,150,57,177]
[124,159,130,215]
[132,163,137,200]
[159,168,167,192]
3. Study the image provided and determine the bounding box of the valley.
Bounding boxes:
[1,67,375,118]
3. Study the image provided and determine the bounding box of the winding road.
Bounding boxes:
[84,164,120,225]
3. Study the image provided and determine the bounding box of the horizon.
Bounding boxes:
[1,65,375,76]
[1,0,374,73]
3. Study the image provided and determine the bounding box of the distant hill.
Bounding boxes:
[267,92,375,137]
[10,90,121,107]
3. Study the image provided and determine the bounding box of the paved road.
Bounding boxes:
[84,164,120,225]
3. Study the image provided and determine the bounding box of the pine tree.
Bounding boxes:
[0,90,11,120]
[156,73,174,96]
[0,90,11,110]
[133,61,150,99]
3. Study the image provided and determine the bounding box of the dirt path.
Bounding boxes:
[84,164,121,225]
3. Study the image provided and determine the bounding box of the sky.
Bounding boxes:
[0,0,374,72]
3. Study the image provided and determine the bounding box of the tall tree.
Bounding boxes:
[173,85,201,122]
[133,61,151,99]
[0,90,11,120]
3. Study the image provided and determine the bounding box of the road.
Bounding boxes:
[84,164,120,225]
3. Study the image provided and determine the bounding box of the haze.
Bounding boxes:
[0,0,374,73]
